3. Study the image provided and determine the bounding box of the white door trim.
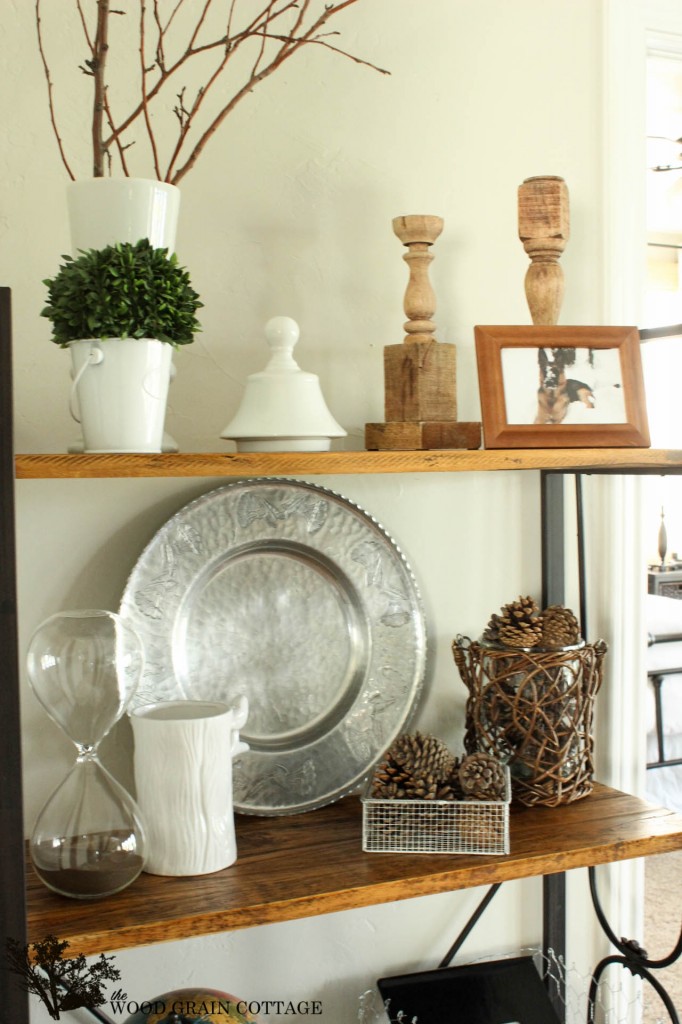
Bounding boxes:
[598,3,681,1017]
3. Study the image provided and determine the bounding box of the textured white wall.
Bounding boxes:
[0,1,611,1021]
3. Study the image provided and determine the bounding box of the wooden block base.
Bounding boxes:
[365,420,481,451]
[384,341,457,421]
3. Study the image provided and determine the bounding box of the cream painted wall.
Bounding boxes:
[0,1,615,1021]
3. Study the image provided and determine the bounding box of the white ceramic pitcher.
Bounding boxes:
[130,696,248,876]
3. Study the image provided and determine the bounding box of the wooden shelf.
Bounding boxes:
[17,450,682,970]
[14,447,682,480]
[25,784,682,956]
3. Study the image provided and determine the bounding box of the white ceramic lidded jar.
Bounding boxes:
[221,316,346,452]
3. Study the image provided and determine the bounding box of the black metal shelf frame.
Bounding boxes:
[541,468,682,1023]
[0,289,27,1020]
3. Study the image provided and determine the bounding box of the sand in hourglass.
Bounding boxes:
[31,830,145,898]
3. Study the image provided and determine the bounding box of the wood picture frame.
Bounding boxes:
[474,325,650,449]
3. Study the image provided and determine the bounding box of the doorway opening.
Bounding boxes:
[641,43,682,1024]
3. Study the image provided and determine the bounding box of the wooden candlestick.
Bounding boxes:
[393,214,443,343]
[518,176,569,325]
[384,214,456,422]
[365,214,481,451]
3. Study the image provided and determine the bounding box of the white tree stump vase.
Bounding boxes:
[130,697,249,877]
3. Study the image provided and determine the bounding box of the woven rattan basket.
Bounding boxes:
[452,635,607,807]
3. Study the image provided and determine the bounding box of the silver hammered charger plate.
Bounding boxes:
[120,478,427,815]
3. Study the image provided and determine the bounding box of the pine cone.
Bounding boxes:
[458,752,507,801]
[540,604,581,648]
[370,732,457,800]
[484,595,542,649]
[369,757,412,799]
[498,621,543,648]
[481,612,504,645]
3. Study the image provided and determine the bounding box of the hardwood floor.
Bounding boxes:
[644,850,682,1023]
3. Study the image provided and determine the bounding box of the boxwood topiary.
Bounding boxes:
[41,239,203,347]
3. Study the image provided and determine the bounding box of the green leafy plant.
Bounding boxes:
[41,239,203,347]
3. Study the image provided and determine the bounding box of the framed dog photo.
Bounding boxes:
[474,325,651,449]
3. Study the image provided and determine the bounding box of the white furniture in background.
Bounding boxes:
[645,593,682,812]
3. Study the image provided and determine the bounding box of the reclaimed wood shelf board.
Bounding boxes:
[25,784,682,957]
[14,448,682,480]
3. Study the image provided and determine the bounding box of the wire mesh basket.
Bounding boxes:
[362,768,510,855]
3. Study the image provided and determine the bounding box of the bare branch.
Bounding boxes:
[75,0,95,51]
[225,0,239,39]
[169,0,381,184]
[102,1,340,150]
[91,0,111,176]
[152,0,191,72]
[38,0,387,183]
[250,4,270,79]
[139,0,162,179]
[35,0,76,180]
[254,29,390,75]
[164,27,234,182]
[188,0,216,52]
[104,93,132,174]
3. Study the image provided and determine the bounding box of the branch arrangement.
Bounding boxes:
[35,0,388,185]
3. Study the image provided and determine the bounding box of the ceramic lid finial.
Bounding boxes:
[263,316,301,372]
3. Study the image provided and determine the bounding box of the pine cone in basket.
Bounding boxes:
[481,612,504,645]
[539,604,581,648]
[483,595,543,649]
[458,752,507,801]
[370,731,458,800]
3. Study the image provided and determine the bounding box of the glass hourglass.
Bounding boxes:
[27,610,147,899]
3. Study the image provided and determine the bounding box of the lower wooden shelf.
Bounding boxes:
[25,784,682,956]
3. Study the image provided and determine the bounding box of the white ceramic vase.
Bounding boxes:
[67,177,181,252]
[130,698,249,877]
[69,338,173,453]
[65,178,182,453]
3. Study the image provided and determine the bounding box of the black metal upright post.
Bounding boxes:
[0,288,28,1020]
[541,471,565,609]
[540,470,567,1020]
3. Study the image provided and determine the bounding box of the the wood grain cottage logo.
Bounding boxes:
[108,989,247,1019]
[5,934,324,1020]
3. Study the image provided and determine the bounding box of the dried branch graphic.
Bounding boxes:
[5,934,120,1020]
[35,0,388,185]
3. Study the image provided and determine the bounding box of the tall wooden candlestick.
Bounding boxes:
[518,175,570,325]
[383,214,455,422]
[365,214,481,451]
